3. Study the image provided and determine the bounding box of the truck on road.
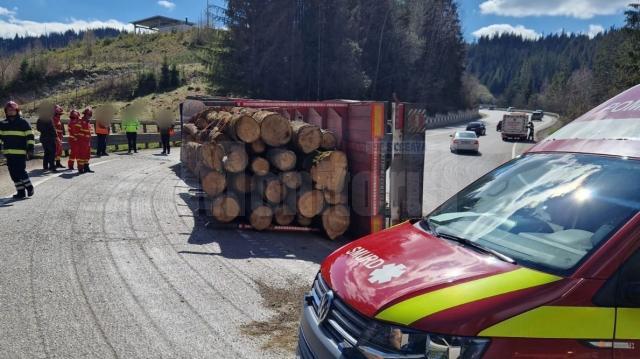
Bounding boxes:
[501,112,529,141]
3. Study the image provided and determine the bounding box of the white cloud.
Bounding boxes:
[472,24,541,40]
[157,0,176,10]
[0,6,16,17]
[587,24,605,38]
[0,17,133,39]
[479,0,629,19]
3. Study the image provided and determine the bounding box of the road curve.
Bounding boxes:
[0,151,340,358]
[422,110,556,214]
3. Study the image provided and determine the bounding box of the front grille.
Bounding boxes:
[310,274,370,346]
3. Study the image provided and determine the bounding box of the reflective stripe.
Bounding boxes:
[375,268,561,325]
[1,130,31,136]
[479,306,614,339]
[616,308,640,339]
[3,149,27,155]
[27,140,35,145]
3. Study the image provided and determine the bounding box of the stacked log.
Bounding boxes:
[181,106,350,239]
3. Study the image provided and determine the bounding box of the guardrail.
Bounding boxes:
[422,109,481,130]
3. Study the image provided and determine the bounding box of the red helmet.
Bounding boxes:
[54,105,64,115]
[82,107,93,117]
[4,101,19,114]
[69,110,80,120]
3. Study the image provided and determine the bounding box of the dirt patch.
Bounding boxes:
[241,280,309,354]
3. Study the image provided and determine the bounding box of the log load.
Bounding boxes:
[267,149,297,172]
[322,205,350,240]
[250,204,273,231]
[253,111,292,146]
[227,113,261,143]
[310,151,348,193]
[291,121,322,154]
[201,170,227,197]
[200,142,225,171]
[320,130,338,150]
[297,190,325,218]
[221,142,249,173]
[250,157,270,176]
[212,195,241,223]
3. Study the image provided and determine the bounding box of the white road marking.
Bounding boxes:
[31,159,118,187]
[512,142,519,159]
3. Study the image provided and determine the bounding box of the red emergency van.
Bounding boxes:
[298,85,640,358]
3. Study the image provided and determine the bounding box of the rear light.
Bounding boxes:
[453,140,460,144]
[474,141,479,145]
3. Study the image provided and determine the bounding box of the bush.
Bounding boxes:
[135,72,157,97]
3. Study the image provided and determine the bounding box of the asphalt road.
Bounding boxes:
[0,109,554,358]
[0,151,341,358]
[422,110,556,214]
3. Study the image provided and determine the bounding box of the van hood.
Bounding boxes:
[320,222,571,335]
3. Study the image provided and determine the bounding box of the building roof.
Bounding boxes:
[131,15,194,29]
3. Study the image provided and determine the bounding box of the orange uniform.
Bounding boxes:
[67,111,81,170]
[76,115,92,168]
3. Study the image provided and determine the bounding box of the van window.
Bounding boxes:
[426,153,640,275]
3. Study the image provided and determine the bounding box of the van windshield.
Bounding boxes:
[425,153,640,275]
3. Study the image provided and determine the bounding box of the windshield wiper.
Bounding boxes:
[434,229,517,264]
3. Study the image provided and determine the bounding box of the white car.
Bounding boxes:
[450,131,479,153]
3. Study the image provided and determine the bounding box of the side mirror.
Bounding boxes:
[625,282,640,304]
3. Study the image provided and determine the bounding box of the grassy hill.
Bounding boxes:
[7,29,212,119]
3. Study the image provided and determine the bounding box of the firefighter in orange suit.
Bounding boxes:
[67,110,81,170]
[53,105,65,168]
[77,108,94,173]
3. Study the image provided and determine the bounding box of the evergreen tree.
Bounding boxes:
[170,64,180,88]
[159,57,171,90]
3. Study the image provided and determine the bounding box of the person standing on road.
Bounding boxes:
[122,110,140,154]
[36,106,58,172]
[156,109,174,156]
[95,114,110,157]
[77,108,94,173]
[53,105,65,169]
[0,101,35,199]
[67,109,81,170]
[527,121,535,142]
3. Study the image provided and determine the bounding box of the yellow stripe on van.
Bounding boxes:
[616,308,640,340]
[375,268,560,325]
[479,306,614,339]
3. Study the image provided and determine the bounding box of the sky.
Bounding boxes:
[0,0,631,41]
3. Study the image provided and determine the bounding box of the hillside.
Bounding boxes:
[3,29,212,118]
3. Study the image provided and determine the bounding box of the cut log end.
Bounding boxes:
[281,171,302,190]
[297,190,325,218]
[250,205,273,231]
[311,151,348,193]
[250,157,270,176]
[230,114,261,143]
[322,205,350,240]
[212,196,241,223]
[250,139,266,154]
[292,121,322,154]
[321,130,338,150]
[264,179,286,204]
[201,170,227,197]
[254,111,292,146]
[223,143,249,173]
[268,149,297,172]
[274,205,296,226]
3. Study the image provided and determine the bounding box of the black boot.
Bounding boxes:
[56,160,64,168]
[13,189,26,200]
[84,164,94,173]
[26,186,34,197]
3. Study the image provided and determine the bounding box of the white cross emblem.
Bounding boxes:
[368,264,407,284]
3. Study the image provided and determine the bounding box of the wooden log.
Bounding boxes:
[322,205,350,240]
[263,177,286,204]
[250,139,266,154]
[320,129,338,150]
[297,214,313,226]
[291,121,322,154]
[201,170,227,197]
[310,151,348,193]
[226,113,261,143]
[297,190,325,218]
[267,148,297,172]
[183,123,199,141]
[221,142,249,173]
[250,204,273,231]
[250,157,270,176]
[324,190,348,205]
[212,195,241,223]
[200,142,225,171]
[230,173,253,194]
[280,171,302,190]
[274,204,296,226]
[253,111,292,146]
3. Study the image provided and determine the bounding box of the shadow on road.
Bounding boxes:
[453,151,482,157]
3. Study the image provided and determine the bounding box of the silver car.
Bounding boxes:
[450,131,479,153]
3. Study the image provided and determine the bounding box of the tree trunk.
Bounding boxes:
[250,157,270,176]
[201,170,227,197]
[291,120,322,154]
[267,148,297,172]
[297,189,325,218]
[310,151,348,193]
[280,171,302,190]
[212,195,241,223]
[250,204,273,231]
[226,113,261,143]
[322,205,350,240]
[252,111,292,146]
[274,204,296,226]
[250,139,266,154]
[320,129,337,150]
[183,123,198,141]
[221,141,249,173]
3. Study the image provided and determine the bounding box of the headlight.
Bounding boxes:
[357,322,489,359]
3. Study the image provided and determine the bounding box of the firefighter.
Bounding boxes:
[67,109,81,170]
[53,105,65,168]
[77,108,94,173]
[36,106,57,172]
[0,101,35,199]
